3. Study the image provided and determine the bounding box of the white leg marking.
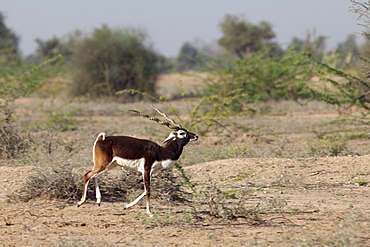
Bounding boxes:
[146,172,153,216]
[94,177,101,206]
[77,178,91,206]
[146,195,153,217]
[124,191,146,209]
[77,161,118,207]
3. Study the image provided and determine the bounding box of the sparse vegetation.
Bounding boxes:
[2,74,370,246]
[307,133,351,157]
[10,161,183,205]
[2,5,370,246]
[0,122,29,159]
[9,164,81,202]
[0,53,63,158]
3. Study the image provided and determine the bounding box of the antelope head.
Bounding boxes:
[130,104,198,146]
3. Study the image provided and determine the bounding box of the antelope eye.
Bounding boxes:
[179,132,186,136]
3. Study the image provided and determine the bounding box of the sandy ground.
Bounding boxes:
[1,155,370,246]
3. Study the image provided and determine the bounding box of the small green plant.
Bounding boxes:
[228,145,255,158]
[197,180,236,219]
[307,133,350,157]
[257,197,288,212]
[222,190,237,199]
[45,111,78,131]
[174,161,198,192]
[354,180,368,186]
[43,103,79,131]
[287,207,300,215]
[138,212,181,228]
[232,171,254,181]
[345,133,369,140]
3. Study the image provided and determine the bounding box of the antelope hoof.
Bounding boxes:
[147,210,153,217]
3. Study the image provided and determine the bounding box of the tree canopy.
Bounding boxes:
[0,11,20,58]
[218,14,276,58]
[68,24,161,99]
[176,42,201,72]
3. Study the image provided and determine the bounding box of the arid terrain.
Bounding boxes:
[2,155,370,246]
[1,74,370,246]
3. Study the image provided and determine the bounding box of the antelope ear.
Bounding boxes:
[162,132,176,144]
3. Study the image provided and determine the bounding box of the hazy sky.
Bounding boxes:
[1,0,364,57]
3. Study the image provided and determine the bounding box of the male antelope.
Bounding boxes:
[77,105,198,216]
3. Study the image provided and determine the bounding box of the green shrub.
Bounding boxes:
[203,48,314,113]
[0,54,63,158]
[69,25,161,100]
[40,101,79,132]
[298,53,370,109]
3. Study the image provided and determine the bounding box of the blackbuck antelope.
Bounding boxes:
[77,105,198,216]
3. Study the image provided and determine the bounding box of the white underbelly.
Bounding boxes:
[151,159,176,174]
[112,157,145,173]
[112,157,176,175]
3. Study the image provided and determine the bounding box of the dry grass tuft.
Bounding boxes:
[96,168,184,205]
[8,164,82,202]
[9,164,184,206]
[0,121,30,159]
